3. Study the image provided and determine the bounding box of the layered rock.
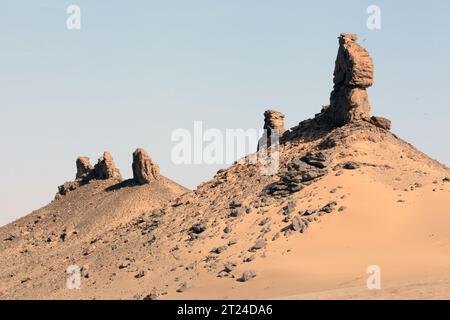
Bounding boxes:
[268,152,329,197]
[75,157,93,180]
[94,152,122,180]
[327,33,374,126]
[132,148,160,184]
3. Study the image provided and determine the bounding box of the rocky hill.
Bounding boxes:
[0,33,449,300]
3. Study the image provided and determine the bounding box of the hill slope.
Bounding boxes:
[0,121,449,300]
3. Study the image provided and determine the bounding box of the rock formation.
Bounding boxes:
[264,110,285,136]
[94,152,122,180]
[268,152,329,197]
[326,33,374,126]
[132,148,160,184]
[75,157,93,180]
[284,32,391,140]
[258,109,285,150]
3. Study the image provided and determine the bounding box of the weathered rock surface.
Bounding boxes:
[268,152,329,197]
[326,33,374,126]
[57,181,79,197]
[132,148,160,184]
[258,109,285,150]
[75,157,93,180]
[370,116,391,130]
[239,270,256,282]
[94,152,122,180]
[264,110,285,136]
[291,216,309,233]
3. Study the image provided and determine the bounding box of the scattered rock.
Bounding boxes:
[189,222,207,239]
[142,293,158,300]
[258,217,271,226]
[238,270,256,282]
[57,181,79,197]
[224,261,237,273]
[291,216,309,233]
[302,210,316,216]
[340,161,361,170]
[229,208,243,218]
[185,262,196,270]
[176,282,188,293]
[229,200,244,217]
[249,239,266,252]
[282,200,296,215]
[243,256,255,263]
[4,234,16,241]
[223,225,233,234]
[211,245,228,254]
[135,270,145,278]
[229,200,242,208]
[320,201,337,214]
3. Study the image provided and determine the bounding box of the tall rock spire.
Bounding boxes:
[327,33,374,126]
[132,148,160,184]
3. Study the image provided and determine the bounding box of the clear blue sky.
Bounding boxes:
[1,0,449,226]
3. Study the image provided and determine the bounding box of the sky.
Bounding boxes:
[0,0,449,226]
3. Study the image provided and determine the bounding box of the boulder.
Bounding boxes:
[370,116,391,130]
[132,148,160,184]
[239,270,256,282]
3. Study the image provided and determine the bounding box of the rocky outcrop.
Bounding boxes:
[132,148,160,184]
[57,181,79,198]
[264,110,285,136]
[94,152,122,180]
[258,110,285,150]
[268,151,329,197]
[369,116,391,130]
[75,157,93,180]
[326,33,374,126]
[283,33,391,142]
